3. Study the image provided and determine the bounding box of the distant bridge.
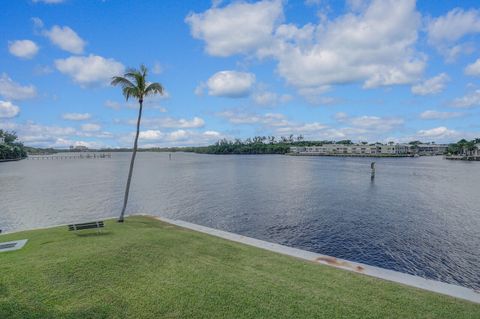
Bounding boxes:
[27,153,112,160]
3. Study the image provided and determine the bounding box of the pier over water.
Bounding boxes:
[27,153,112,160]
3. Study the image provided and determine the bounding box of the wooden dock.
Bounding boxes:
[27,153,112,160]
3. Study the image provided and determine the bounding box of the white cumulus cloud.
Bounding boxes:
[276,122,328,135]
[55,55,125,86]
[62,113,91,121]
[419,110,464,120]
[187,0,425,91]
[465,58,480,76]
[451,90,480,108]
[139,130,164,140]
[105,100,121,110]
[81,123,101,132]
[297,86,334,105]
[129,116,205,129]
[416,126,459,139]
[411,73,449,95]
[0,101,20,118]
[217,107,425,142]
[43,25,86,54]
[186,0,283,57]
[217,110,291,127]
[218,110,405,141]
[427,8,480,61]
[199,71,256,98]
[335,112,404,132]
[2,121,112,148]
[8,40,39,59]
[276,0,424,89]
[0,74,37,100]
[252,89,292,106]
[136,129,223,147]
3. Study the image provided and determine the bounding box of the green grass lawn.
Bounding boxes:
[0,216,478,318]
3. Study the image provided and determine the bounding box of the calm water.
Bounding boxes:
[1,152,479,289]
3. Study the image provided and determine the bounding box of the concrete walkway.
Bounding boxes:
[155,216,480,304]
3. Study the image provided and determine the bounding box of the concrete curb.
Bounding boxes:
[154,216,480,304]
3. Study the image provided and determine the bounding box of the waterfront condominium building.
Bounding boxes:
[290,144,393,155]
[290,143,448,156]
[69,145,89,152]
[415,144,449,155]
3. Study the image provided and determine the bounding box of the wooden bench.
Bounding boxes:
[68,221,104,233]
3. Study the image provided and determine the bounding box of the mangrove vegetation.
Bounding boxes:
[0,130,27,161]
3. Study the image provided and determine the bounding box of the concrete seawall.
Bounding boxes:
[153,216,480,304]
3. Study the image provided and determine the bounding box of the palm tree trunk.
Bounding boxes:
[118,99,143,222]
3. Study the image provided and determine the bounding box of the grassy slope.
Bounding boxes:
[0,216,478,319]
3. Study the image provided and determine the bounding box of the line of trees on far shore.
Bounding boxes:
[447,138,480,155]
[138,136,442,155]
[140,135,327,154]
[10,134,479,156]
[133,136,479,155]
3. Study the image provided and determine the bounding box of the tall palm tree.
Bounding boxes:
[111,65,164,222]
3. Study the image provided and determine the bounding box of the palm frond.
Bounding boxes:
[111,65,163,102]
[122,86,141,101]
[111,76,135,89]
[124,72,141,86]
[124,69,140,79]
[144,82,164,97]
[124,71,145,91]
[136,72,146,91]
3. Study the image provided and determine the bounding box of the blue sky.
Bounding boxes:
[1,0,479,148]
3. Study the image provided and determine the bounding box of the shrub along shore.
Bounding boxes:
[0,130,27,161]
[0,216,478,318]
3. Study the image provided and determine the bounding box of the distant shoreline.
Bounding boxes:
[445,155,480,161]
[0,157,25,163]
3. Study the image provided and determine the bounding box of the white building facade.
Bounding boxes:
[290,144,411,155]
[290,143,446,156]
[69,145,89,151]
[416,144,449,155]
